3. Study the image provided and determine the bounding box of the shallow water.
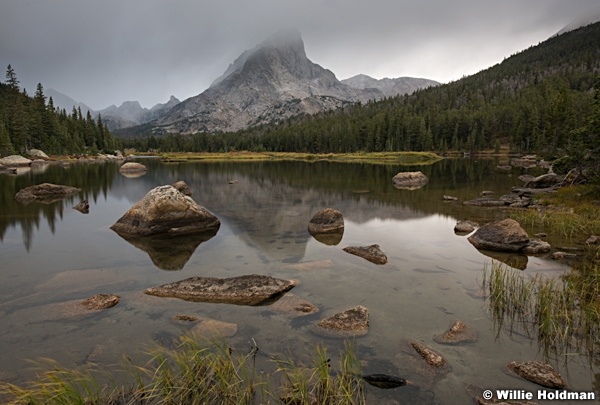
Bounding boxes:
[0,158,596,404]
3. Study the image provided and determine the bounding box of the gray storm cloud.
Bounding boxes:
[1,0,598,110]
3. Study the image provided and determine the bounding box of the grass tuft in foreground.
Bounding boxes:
[0,337,366,405]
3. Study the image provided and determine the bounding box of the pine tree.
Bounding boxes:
[5,64,19,90]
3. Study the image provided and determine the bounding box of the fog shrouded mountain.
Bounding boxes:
[341,74,439,97]
[151,29,434,134]
[98,96,180,131]
[49,29,438,134]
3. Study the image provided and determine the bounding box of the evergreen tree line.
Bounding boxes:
[0,65,120,157]
[121,22,600,160]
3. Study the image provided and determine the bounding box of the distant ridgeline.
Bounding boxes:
[0,67,121,156]
[120,22,600,157]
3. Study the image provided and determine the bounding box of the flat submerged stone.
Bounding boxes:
[144,274,297,306]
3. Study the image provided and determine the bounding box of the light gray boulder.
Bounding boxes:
[110,185,220,237]
[0,155,31,167]
[392,171,428,190]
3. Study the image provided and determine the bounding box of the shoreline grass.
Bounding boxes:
[510,185,600,239]
[482,260,600,357]
[152,150,443,165]
[0,337,366,405]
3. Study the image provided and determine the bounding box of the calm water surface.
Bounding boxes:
[0,158,596,404]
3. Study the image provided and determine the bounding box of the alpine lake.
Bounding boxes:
[0,156,598,404]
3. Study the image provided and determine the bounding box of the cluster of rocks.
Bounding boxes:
[446,161,598,264]
[0,149,127,175]
[308,208,388,265]
[467,218,551,255]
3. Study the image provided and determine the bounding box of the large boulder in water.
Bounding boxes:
[110,185,220,237]
[392,171,428,190]
[467,218,530,252]
[308,208,344,234]
[144,274,297,305]
[308,208,344,245]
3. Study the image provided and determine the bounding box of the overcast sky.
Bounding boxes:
[1,0,599,110]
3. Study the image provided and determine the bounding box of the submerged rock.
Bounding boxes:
[15,183,81,204]
[191,319,238,339]
[463,198,507,207]
[398,340,450,388]
[361,374,408,389]
[312,305,369,338]
[73,199,89,214]
[268,293,319,318]
[411,341,447,368]
[144,274,297,306]
[521,239,551,254]
[392,171,428,190]
[506,361,567,389]
[454,220,478,233]
[468,218,530,252]
[110,185,220,237]
[80,293,120,310]
[434,320,477,345]
[343,244,388,265]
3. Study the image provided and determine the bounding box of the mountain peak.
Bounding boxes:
[210,28,307,89]
[258,28,304,52]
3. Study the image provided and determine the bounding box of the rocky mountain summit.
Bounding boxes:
[341,74,439,98]
[153,29,384,134]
